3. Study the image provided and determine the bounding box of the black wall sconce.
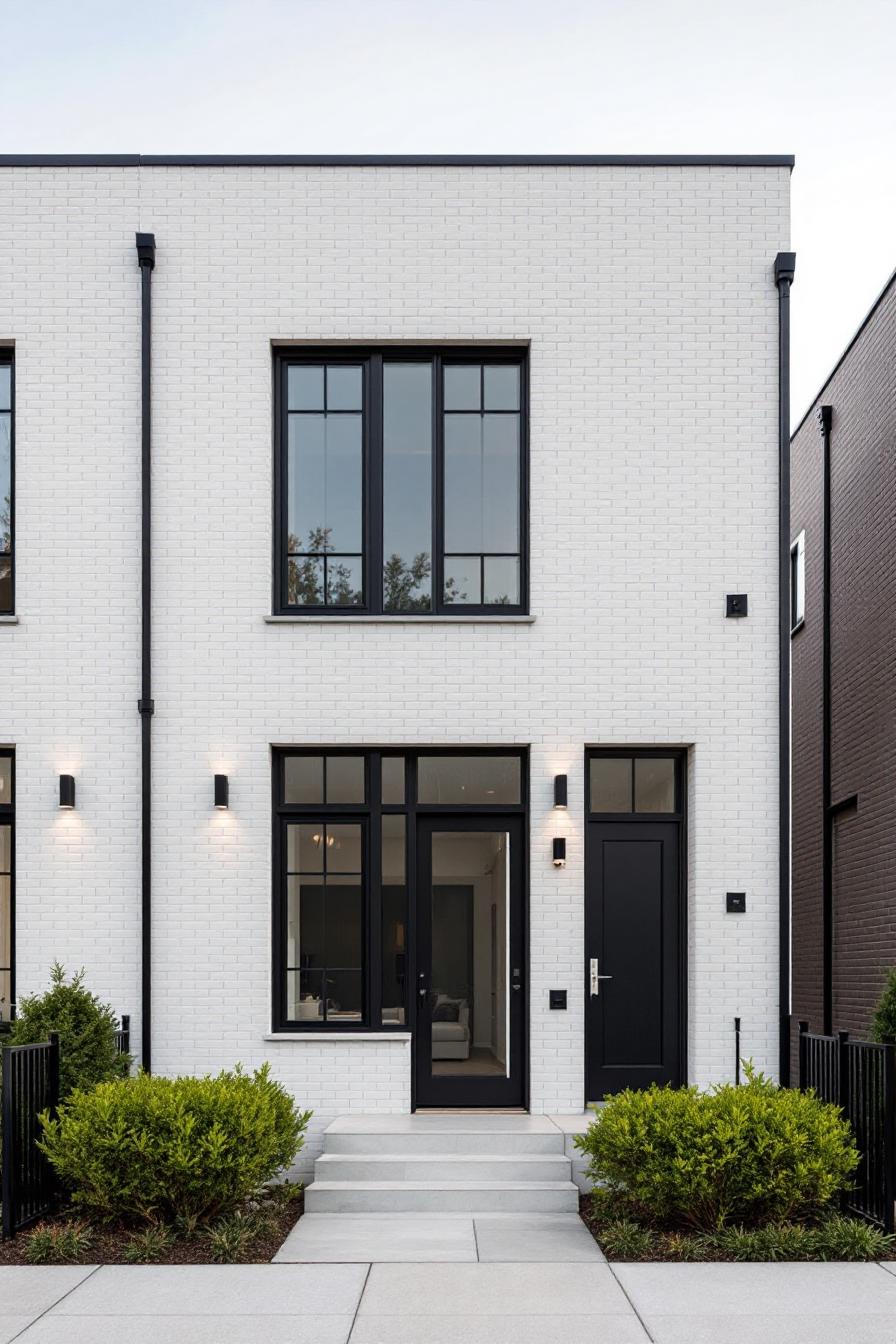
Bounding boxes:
[553,774,568,808]
[59,774,76,809]
[552,837,566,868]
[214,774,229,810]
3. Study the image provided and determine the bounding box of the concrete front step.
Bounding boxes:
[315,1152,573,1182]
[322,1116,565,1155]
[304,1179,580,1214]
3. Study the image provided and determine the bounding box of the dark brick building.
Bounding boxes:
[791,267,896,1056]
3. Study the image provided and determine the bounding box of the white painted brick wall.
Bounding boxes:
[1,164,789,1165]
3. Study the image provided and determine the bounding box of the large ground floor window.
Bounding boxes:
[0,751,13,1022]
[272,748,526,1038]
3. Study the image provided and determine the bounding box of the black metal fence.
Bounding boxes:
[1,1014,131,1239]
[1,1034,60,1238]
[115,1014,131,1058]
[797,1022,896,1233]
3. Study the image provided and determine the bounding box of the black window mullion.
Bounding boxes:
[368,356,383,615]
[406,755,418,1056]
[433,355,445,613]
[368,754,383,1026]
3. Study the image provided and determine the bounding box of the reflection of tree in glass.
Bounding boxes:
[382,552,470,609]
[287,527,362,606]
[384,552,431,611]
[0,491,10,552]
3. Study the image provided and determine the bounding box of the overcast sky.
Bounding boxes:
[2,0,894,424]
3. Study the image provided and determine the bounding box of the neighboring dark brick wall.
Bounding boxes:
[791,273,896,1051]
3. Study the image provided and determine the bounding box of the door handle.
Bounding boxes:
[511,967,522,992]
[418,973,428,1001]
[590,958,613,997]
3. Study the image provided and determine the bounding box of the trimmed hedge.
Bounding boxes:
[575,1067,859,1231]
[39,1064,310,1224]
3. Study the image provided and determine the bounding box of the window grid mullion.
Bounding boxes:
[433,354,445,614]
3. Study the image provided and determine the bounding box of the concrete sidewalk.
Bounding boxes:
[5,1259,896,1343]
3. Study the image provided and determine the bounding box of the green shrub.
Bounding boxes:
[124,1222,175,1264]
[574,1066,858,1231]
[207,1208,273,1263]
[8,964,130,1099]
[812,1213,896,1261]
[24,1220,93,1265]
[39,1064,311,1224]
[706,1222,815,1262]
[872,969,896,1043]
[597,1218,656,1260]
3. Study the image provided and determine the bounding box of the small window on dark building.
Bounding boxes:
[791,531,805,632]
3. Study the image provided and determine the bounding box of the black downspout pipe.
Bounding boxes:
[775,251,796,1086]
[136,232,156,1073]
[819,404,833,1034]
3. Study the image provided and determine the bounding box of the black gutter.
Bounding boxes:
[136,232,156,1073]
[0,153,795,168]
[775,251,796,1085]
[819,404,834,1034]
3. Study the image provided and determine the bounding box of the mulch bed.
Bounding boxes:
[0,1193,303,1266]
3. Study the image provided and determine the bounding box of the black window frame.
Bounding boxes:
[271,746,528,1033]
[273,348,529,617]
[586,748,684,819]
[0,749,14,1027]
[0,352,13,616]
[790,531,805,635]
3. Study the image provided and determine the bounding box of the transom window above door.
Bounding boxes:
[588,753,682,815]
[274,349,528,615]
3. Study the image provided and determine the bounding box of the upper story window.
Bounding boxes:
[791,531,805,633]
[0,355,12,614]
[275,349,528,615]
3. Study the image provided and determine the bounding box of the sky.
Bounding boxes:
[1,0,894,424]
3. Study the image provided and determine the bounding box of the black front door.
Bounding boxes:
[586,819,683,1097]
[415,816,525,1107]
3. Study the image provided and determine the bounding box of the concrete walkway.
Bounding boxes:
[5,1259,896,1343]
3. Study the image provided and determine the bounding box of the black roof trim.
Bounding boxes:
[792,262,896,439]
[0,153,794,168]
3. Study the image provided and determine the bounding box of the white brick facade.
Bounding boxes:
[0,162,789,1174]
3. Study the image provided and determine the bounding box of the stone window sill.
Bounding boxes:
[264,615,535,626]
[263,1032,412,1042]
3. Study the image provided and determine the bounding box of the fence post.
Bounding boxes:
[734,1017,741,1085]
[48,1032,60,1119]
[837,1030,850,1215]
[1,1044,12,1239]
[798,1020,809,1090]
[883,1037,896,1234]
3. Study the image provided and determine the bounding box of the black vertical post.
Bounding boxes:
[775,252,796,1087]
[136,233,155,1074]
[837,1030,850,1113]
[798,1019,809,1090]
[837,1030,850,1214]
[47,1032,60,1117]
[1,1044,11,1238]
[883,1039,896,1233]
[734,1016,741,1085]
[819,405,834,1035]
